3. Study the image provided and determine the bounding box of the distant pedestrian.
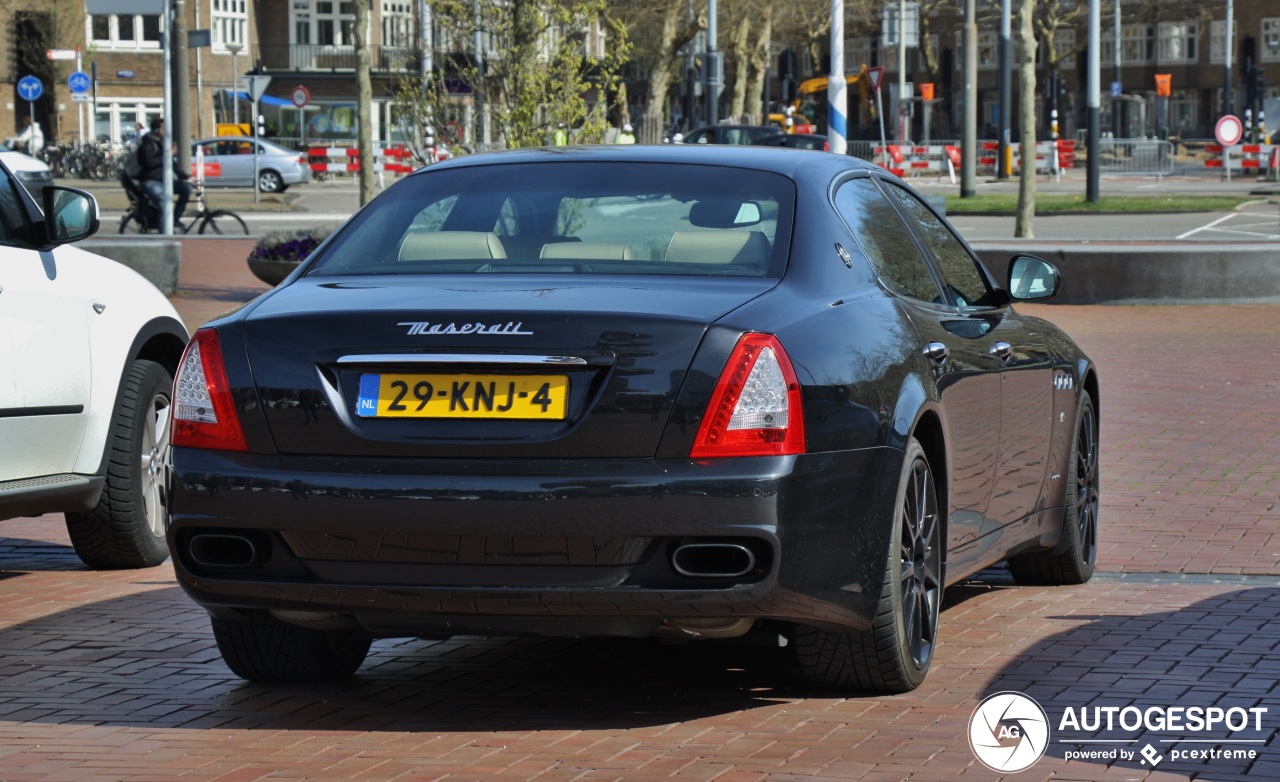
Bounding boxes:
[554,123,568,146]
[615,123,636,145]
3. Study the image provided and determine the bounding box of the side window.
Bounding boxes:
[881,182,992,307]
[0,167,33,246]
[833,177,941,302]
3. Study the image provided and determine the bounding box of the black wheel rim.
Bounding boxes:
[1075,402,1100,567]
[899,456,941,671]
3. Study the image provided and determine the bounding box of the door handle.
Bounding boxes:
[922,342,950,365]
[989,341,1013,362]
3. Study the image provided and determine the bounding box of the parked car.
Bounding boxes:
[681,124,779,145]
[191,137,310,193]
[168,145,1099,693]
[754,132,830,151]
[0,149,54,200]
[0,158,189,569]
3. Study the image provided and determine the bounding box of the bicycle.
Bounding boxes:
[119,176,249,235]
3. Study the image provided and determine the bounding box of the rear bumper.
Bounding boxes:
[168,447,904,636]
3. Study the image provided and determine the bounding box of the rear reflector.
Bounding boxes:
[171,328,248,452]
[691,333,805,458]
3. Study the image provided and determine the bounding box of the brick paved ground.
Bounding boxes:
[1,239,1277,780]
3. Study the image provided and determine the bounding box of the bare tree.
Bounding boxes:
[1015,0,1037,237]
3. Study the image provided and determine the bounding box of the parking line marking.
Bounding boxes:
[1177,213,1235,239]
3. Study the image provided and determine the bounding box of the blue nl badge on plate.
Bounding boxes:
[356,374,380,417]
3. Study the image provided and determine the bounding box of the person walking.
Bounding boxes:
[553,123,568,146]
[615,123,636,145]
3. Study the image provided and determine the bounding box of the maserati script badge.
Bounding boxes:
[399,321,534,336]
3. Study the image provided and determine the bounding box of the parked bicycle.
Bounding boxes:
[119,177,249,235]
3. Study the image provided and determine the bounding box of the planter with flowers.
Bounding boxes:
[247,227,332,286]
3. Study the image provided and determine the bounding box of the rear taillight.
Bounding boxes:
[171,328,248,452]
[691,333,805,458]
[823,141,831,151]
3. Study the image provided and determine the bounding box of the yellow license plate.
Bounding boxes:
[356,373,569,419]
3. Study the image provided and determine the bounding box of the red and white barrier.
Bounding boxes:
[1204,144,1277,172]
[307,146,416,174]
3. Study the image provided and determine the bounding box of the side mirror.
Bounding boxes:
[1007,255,1059,301]
[42,186,100,245]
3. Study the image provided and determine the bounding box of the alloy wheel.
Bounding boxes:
[141,390,171,537]
[1075,401,1100,568]
[899,456,941,671]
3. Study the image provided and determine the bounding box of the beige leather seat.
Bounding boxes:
[540,242,635,260]
[398,231,507,261]
[664,230,771,266]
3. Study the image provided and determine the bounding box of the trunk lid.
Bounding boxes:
[241,275,775,458]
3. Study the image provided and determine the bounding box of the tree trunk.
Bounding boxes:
[729,18,750,122]
[746,17,772,124]
[1014,0,1036,238]
[640,0,684,144]
[355,0,375,206]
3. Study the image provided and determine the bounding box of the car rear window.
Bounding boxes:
[305,161,795,278]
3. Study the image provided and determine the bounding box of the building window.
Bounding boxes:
[1122,24,1155,64]
[87,14,162,50]
[1157,22,1198,64]
[1263,18,1280,63]
[849,37,873,72]
[955,31,998,70]
[1210,20,1234,65]
[212,0,248,52]
[1167,89,1197,132]
[382,1,412,49]
[316,1,356,46]
[1055,28,1076,68]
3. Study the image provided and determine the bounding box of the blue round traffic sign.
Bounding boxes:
[67,71,91,94]
[17,75,43,101]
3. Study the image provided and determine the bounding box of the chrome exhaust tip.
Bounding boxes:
[671,542,756,578]
[189,533,260,569]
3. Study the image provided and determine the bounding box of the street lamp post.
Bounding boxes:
[227,42,242,126]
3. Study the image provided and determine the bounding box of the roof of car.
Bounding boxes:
[416,144,881,180]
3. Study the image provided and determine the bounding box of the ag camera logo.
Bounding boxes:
[969,691,1051,772]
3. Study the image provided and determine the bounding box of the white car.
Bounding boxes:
[0,158,189,568]
[0,149,54,200]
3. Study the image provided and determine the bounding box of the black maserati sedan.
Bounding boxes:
[168,145,1099,693]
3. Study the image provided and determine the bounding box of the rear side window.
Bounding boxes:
[881,182,993,307]
[306,162,795,278]
[833,178,941,302]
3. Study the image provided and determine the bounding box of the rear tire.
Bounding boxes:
[198,209,249,235]
[1009,394,1099,585]
[65,360,172,569]
[118,212,144,234]
[212,611,371,682]
[792,439,942,693]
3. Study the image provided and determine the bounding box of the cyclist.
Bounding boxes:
[136,117,190,228]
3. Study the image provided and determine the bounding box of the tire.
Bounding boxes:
[198,209,249,235]
[257,169,283,193]
[1009,394,1099,585]
[212,611,372,682]
[792,438,943,693]
[64,360,173,569]
[118,211,144,234]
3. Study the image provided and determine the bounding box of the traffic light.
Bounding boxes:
[1245,64,1258,106]
[1255,69,1266,107]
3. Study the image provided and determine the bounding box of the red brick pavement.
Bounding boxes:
[0,240,1276,779]
[0,518,1275,780]
[1018,303,1280,577]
